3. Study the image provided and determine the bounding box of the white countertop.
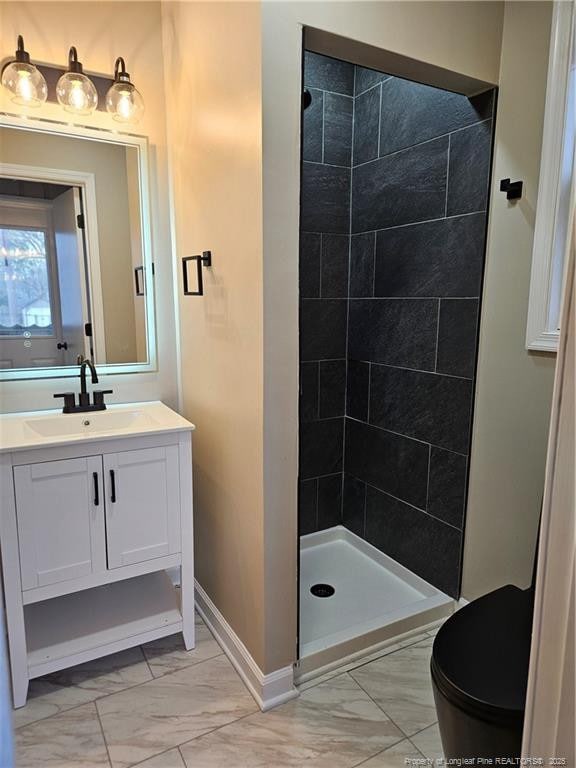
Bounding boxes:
[0,401,195,453]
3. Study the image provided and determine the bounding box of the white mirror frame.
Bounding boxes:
[526,1,575,353]
[0,113,157,379]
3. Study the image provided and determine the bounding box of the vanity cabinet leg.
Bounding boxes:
[1,456,29,708]
[181,563,195,651]
[179,433,195,651]
[12,676,29,709]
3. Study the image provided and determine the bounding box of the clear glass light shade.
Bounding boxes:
[1,61,47,107]
[105,82,144,123]
[56,71,98,115]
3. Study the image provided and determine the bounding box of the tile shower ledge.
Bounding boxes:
[0,401,195,453]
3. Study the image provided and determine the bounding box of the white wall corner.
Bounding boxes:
[194,581,298,712]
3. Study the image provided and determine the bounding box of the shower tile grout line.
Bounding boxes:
[302,359,474,383]
[303,296,480,302]
[351,474,464,532]
[444,133,451,217]
[304,84,354,101]
[362,480,368,538]
[434,298,441,373]
[366,362,372,423]
[301,470,343,482]
[316,360,321,420]
[377,80,383,159]
[318,233,323,297]
[321,92,326,164]
[300,206,487,238]
[371,230,377,297]
[354,74,393,101]
[343,425,469,457]
[425,443,432,513]
[354,116,493,169]
[341,63,356,523]
[357,358,474,381]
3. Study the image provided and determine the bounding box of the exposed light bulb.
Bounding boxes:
[56,47,98,116]
[1,36,47,107]
[106,57,144,124]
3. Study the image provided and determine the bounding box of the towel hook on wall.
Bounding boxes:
[182,251,212,296]
[500,178,523,201]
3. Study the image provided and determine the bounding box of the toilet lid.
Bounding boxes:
[431,585,534,720]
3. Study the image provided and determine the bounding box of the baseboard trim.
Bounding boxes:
[195,580,298,711]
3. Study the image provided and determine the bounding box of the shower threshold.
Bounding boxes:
[297,526,454,680]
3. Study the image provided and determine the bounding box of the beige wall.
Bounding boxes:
[0,1,178,412]
[0,128,141,364]
[462,2,556,600]
[161,2,267,668]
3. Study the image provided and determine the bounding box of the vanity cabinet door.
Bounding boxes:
[103,446,181,569]
[14,457,106,591]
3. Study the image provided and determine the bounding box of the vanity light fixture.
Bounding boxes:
[56,47,98,115]
[1,36,47,107]
[105,57,144,124]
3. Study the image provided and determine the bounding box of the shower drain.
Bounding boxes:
[310,583,335,598]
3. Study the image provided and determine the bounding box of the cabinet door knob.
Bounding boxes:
[93,472,99,506]
[110,469,116,503]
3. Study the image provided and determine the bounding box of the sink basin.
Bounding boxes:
[0,401,195,452]
[25,410,154,438]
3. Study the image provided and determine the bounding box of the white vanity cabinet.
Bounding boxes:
[0,402,195,708]
[14,456,107,591]
[103,446,181,569]
[14,446,181,589]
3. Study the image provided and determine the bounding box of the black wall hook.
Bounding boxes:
[500,178,523,200]
[183,251,212,296]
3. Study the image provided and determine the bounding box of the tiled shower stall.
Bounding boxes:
[299,51,495,600]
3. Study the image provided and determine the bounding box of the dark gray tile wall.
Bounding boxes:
[342,64,495,598]
[299,53,354,535]
[299,54,495,598]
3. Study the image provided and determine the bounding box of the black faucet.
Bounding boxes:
[54,359,113,413]
[79,359,99,407]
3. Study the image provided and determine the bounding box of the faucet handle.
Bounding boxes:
[93,390,113,410]
[54,393,76,413]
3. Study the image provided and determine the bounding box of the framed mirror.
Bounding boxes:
[0,114,156,380]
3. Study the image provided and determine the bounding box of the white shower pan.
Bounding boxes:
[298,526,454,678]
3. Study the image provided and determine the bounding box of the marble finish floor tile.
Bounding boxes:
[142,616,222,677]
[180,673,403,768]
[356,739,424,767]
[14,647,153,729]
[350,639,436,736]
[15,702,110,768]
[97,655,258,768]
[297,643,403,692]
[411,723,443,760]
[132,749,186,768]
